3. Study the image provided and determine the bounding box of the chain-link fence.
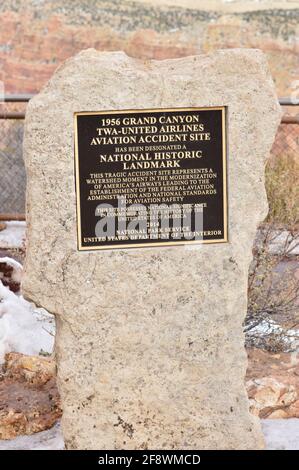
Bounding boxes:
[0,118,25,215]
[0,95,29,219]
[0,98,298,221]
[271,121,299,160]
[268,107,299,226]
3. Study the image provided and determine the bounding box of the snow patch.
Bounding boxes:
[0,423,64,450]
[0,221,25,249]
[0,256,23,283]
[245,317,299,352]
[262,418,299,450]
[0,280,55,363]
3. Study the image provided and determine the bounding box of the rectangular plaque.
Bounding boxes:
[74,107,227,250]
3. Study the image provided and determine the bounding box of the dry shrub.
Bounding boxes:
[246,152,299,351]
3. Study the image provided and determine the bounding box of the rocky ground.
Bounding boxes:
[246,348,299,419]
[0,353,61,440]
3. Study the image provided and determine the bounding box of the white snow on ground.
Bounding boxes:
[245,317,299,352]
[0,280,55,362]
[253,228,299,256]
[0,423,64,450]
[0,256,55,362]
[0,221,25,249]
[0,420,297,450]
[262,419,299,450]
[267,230,299,256]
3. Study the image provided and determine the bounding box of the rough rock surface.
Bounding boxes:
[23,49,281,449]
[246,348,299,419]
[2,419,299,451]
[0,353,61,439]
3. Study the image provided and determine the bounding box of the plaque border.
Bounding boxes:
[74,106,228,251]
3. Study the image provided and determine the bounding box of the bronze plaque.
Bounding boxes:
[74,107,227,250]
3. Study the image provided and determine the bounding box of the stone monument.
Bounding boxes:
[23,49,281,449]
